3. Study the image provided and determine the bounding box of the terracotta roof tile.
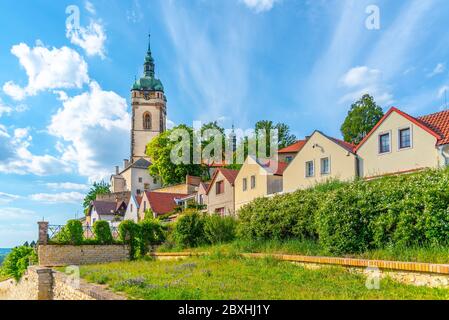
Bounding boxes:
[205,168,239,195]
[258,159,289,175]
[278,140,307,153]
[145,192,188,216]
[417,109,449,145]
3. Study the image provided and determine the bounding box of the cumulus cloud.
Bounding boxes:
[30,192,85,204]
[2,43,89,101]
[46,182,90,191]
[241,0,279,12]
[66,21,107,59]
[0,125,71,176]
[339,66,394,106]
[48,81,130,182]
[85,0,96,14]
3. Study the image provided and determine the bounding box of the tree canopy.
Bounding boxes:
[340,94,384,145]
[83,181,111,209]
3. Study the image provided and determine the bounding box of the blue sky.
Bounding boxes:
[1,0,449,247]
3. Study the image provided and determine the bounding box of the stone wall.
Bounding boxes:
[0,266,125,300]
[38,245,130,267]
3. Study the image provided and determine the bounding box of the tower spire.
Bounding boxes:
[144,33,155,78]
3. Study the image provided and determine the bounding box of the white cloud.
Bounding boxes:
[2,43,89,101]
[0,125,71,176]
[428,63,446,77]
[340,66,394,106]
[85,1,96,14]
[46,182,90,191]
[0,192,20,204]
[437,85,449,99]
[48,81,130,182]
[30,192,84,204]
[0,207,36,221]
[66,21,107,59]
[127,0,144,23]
[0,99,13,117]
[241,0,279,12]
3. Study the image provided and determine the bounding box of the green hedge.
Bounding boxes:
[238,168,449,254]
[2,245,37,281]
[93,221,113,244]
[54,220,84,245]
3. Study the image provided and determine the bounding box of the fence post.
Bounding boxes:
[38,221,49,245]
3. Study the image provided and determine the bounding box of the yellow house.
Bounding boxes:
[355,107,449,178]
[205,168,239,216]
[283,131,357,192]
[235,156,289,212]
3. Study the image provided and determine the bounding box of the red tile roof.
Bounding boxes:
[206,168,239,195]
[417,109,449,146]
[186,175,202,186]
[278,140,307,153]
[144,192,188,216]
[258,159,289,175]
[354,107,444,152]
[328,137,356,153]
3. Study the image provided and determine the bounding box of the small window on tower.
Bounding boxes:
[143,113,152,130]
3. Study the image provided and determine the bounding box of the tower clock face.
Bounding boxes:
[143,91,150,100]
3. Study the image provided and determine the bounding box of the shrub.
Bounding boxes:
[2,246,37,281]
[140,219,166,255]
[172,212,206,248]
[119,220,141,260]
[204,215,237,244]
[54,220,84,245]
[237,168,449,255]
[93,221,113,244]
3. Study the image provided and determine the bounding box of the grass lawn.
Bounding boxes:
[80,255,449,300]
[157,239,449,265]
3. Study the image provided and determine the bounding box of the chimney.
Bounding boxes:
[115,166,119,175]
[124,159,130,169]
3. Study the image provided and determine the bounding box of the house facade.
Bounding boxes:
[234,156,288,211]
[283,131,357,193]
[355,107,449,178]
[139,191,188,220]
[205,168,239,216]
[278,140,307,163]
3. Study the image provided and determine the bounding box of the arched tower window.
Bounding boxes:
[143,113,152,130]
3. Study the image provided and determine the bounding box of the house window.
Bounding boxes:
[216,181,225,195]
[243,178,247,191]
[143,113,152,130]
[305,161,314,177]
[138,177,143,183]
[144,183,150,190]
[251,176,256,189]
[379,133,391,154]
[130,204,133,213]
[143,201,146,211]
[215,207,225,216]
[285,156,293,163]
[320,157,330,175]
[399,128,411,149]
[153,177,158,184]
[136,189,142,195]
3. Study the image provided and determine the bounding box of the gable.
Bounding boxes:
[355,108,440,152]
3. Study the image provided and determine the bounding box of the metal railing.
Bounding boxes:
[48,224,120,240]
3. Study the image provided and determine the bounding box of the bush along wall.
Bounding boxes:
[238,168,449,255]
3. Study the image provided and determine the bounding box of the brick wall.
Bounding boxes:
[0,266,125,300]
[38,245,130,267]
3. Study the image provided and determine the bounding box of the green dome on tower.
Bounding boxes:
[132,34,164,92]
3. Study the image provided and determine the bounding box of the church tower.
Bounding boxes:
[130,34,167,163]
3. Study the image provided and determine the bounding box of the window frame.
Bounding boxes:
[305,160,315,178]
[243,178,247,191]
[250,175,256,189]
[320,157,330,175]
[143,112,152,130]
[398,126,413,151]
[378,131,392,155]
[216,180,225,195]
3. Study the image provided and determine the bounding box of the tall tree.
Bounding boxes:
[255,120,297,155]
[146,124,205,186]
[83,181,111,209]
[340,94,384,145]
